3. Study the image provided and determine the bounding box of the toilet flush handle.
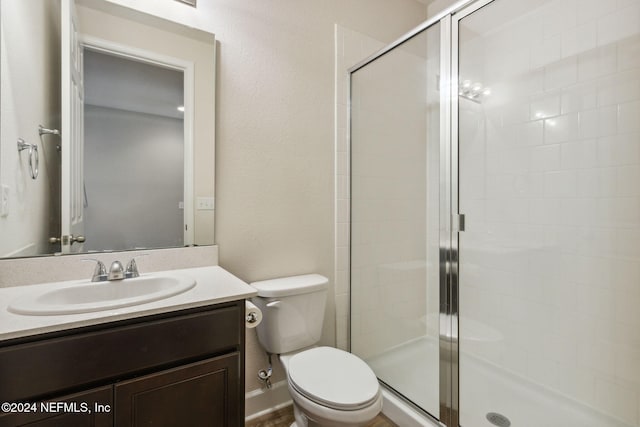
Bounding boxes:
[266,300,281,309]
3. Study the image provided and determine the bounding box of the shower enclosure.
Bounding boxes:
[349,0,640,426]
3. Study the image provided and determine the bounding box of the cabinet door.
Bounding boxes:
[0,386,112,427]
[115,352,240,427]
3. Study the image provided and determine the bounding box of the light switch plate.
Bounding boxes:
[0,185,9,217]
[196,197,214,211]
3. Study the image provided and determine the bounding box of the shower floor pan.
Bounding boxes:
[367,337,632,427]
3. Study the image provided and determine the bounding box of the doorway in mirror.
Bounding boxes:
[83,47,191,251]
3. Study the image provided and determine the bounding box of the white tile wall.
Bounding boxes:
[459,0,640,425]
[336,23,441,375]
[348,29,440,361]
[340,24,443,416]
[334,26,385,351]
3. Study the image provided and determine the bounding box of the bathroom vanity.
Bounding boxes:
[0,266,256,427]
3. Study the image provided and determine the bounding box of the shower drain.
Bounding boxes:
[486,412,511,427]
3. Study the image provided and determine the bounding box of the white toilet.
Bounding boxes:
[250,274,382,427]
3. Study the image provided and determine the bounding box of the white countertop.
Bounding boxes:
[0,266,257,342]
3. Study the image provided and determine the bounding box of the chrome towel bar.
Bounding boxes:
[17,138,38,180]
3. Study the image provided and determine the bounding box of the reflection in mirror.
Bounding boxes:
[84,49,185,252]
[0,0,216,258]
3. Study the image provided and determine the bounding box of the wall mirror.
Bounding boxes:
[0,0,216,258]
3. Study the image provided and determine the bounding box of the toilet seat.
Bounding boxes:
[287,346,379,411]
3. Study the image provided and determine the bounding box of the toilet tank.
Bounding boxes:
[250,274,328,354]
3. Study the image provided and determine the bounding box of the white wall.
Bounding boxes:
[0,0,61,257]
[84,105,184,251]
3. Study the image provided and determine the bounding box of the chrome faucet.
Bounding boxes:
[108,261,125,280]
[83,259,125,281]
[84,255,146,282]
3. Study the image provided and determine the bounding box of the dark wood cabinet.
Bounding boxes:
[0,301,245,427]
[115,353,240,427]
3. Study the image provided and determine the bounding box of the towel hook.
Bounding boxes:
[38,124,60,137]
[38,125,61,152]
[17,138,39,180]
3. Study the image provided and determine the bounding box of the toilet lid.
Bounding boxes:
[288,347,379,410]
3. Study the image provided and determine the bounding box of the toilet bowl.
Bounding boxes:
[250,275,382,427]
[281,347,382,427]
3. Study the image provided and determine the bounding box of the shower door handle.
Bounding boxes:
[453,214,465,232]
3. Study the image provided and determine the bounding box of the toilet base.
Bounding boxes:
[289,402,340,427]
[292,403,307,427]
[288,382,383,427]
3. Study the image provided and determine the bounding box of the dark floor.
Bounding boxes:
[245,404,398,427]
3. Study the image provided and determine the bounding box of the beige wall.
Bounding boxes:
[208,0,428,392]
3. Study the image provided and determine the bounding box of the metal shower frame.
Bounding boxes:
[347,0,497,426]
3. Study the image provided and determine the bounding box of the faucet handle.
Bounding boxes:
[125,254,148,279]
[82,259,107,282]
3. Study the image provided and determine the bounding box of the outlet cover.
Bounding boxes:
[196,197,214,211]
[1,185,9,217]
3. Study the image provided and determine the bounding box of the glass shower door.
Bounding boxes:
[457,0,640,426]
[350,23,441,418]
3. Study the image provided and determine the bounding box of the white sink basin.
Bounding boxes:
[8,275,196,315]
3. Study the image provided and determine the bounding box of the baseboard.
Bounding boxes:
[245,380,292,422]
